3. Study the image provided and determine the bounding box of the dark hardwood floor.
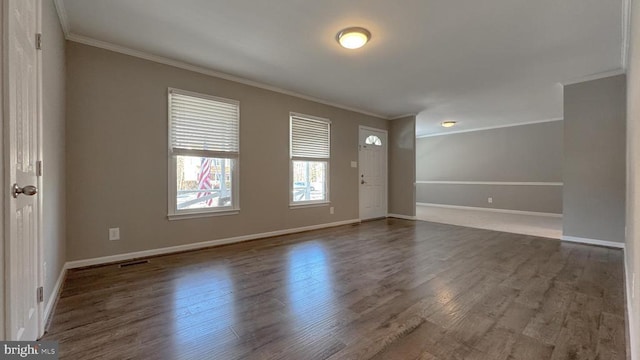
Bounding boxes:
[43,219,627,360]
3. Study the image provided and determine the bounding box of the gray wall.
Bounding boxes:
[416,121,564,214]
[389,116,416,217]
[417,184,562,214]
[563,74,626,243]
[42,0,67,312]
[626,0,640,353]
[66,42,388,261]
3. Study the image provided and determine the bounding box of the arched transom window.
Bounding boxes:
[365,135,382,146]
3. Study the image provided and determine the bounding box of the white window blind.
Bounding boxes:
[169,89,239,153]
[290,115,330,159]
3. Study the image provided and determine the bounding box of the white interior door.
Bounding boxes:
[4,0,42,341]
[359,127,387,220]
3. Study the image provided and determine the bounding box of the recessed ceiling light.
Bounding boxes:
[441,121,457,128]
[336,27,371,49]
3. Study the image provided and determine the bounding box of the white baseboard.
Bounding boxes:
[387,214,416,220]
[416,202,563,218]
[43,267,66,326]
[65,219,361,269]
[561,235,625,249]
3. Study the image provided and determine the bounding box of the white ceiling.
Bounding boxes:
[56,0,626,136]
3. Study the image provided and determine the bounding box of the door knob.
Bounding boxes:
[12,183,38,198]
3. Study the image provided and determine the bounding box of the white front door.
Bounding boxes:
[359,127,387,220]
[4,0,42,340]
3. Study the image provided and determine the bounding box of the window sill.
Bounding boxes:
[168,209,240,221]
[289,201,331,209]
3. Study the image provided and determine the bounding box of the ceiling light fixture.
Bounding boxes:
[441,121,457,128]
[336,27,371,49]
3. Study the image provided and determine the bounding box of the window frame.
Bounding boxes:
[167,88,240,220]
[289,112,331,207]
[365,135,383,146]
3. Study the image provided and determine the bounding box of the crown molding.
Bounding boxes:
[622,0,631,70]
[561,68,626,86]
[52,0,631,123]
[416,117,563,138]
[53,0,70,37]
[388,113,417,120]
[63,32,389,120]
[52,0,397,120]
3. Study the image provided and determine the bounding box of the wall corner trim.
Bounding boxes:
[387,214,417,220]
[43,267,67,330]
[65,219,361,269]
[560,235,625,249]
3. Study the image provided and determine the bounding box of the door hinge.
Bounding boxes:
[36,160,43,177]
[37,286,43,303]
[35,33,42,50]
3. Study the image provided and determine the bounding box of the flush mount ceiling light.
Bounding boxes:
[336,27,371,49]
[441,121,457,128]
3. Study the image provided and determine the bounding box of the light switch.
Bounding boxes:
[351,161,357,168]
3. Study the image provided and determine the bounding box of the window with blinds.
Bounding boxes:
[290,113,330,205]
[168,88,240,218]
[290,116,330,159]
[169,89,239,154]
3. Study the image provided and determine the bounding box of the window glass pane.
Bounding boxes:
[177,155,233,210]
[365,135,382,146]
[292,161,327,202]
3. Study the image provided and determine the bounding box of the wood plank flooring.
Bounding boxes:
[43,219,628,360]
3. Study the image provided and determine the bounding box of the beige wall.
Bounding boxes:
[563,74,626,244]
[66,42,388,261]
[416,121,563,214]
[626,0,640,356]
[388,116,416,217]
[42,0,66,311]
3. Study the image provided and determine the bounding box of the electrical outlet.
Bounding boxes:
[330,207,335,214]
[488,197,493,204]
[109,227,120,241]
